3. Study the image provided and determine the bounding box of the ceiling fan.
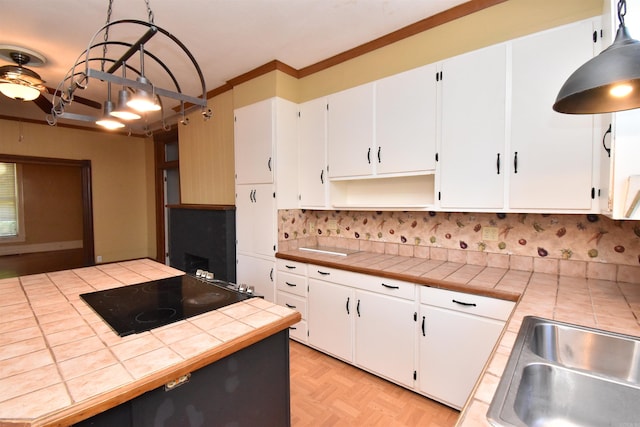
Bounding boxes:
[0,46,101,114]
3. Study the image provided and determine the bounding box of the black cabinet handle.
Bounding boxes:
[346,297,350,314]
[285,281,296,287]
[514,152,518,174]
[317,270,330,276]
[269,268,273,282]
[285,303,296,309]
[603,124,612,158]
[496,153,501,175]
[289,326,297,330]
[377,146,381,163]
[356,299,361,317]
[268,157,272,171]
[381,283,399,289]
[285,265,296,270]
[320,169,324,184]
[452,299,477,307]
[422,316,426,336]
[367,147,371,164]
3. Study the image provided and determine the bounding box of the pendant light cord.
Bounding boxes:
[618,0,627,27]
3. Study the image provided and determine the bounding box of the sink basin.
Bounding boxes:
[530,322,640,384]
[487,316,640,427]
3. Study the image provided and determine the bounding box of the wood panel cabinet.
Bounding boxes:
[509,19,597,210]
[298,97,328,208]
[438,43,508,210]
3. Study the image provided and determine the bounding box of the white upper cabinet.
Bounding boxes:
[439,43,508,210]
[509,19,597,210]
[327,83,376,179]
[298,97,328,208]
[234,99,275,185]
[375,63,438,175]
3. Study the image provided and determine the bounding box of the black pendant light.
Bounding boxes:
[553,0,640,114]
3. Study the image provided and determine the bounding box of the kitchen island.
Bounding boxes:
[0,259,301,426]
[276,247,640,426]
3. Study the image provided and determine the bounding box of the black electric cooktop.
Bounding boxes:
[80,274,251,337]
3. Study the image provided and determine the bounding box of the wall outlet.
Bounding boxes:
[327,219,338,230]
[482,227,499,241]
[96,255,103,263]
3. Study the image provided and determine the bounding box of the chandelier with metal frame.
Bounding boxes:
[48,0,212,133]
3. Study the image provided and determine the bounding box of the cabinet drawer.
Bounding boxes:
[276,271,307,297]
[420,286,514,321]
[276,259,307,274]
[288,319,307,342]
[308,265,353,283]
[350,275,415,300]
[276,291,307,319]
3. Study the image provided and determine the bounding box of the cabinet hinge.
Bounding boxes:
[435,152,439,162]
[413,312,417,321]
[298,111,301,118]
[591,187,596,199]
[234,116,237,122]
[273,192,276,198]
[413,371,417,381]
[592,30,597,43]
[438,191,441,201]
[326,104,329,111]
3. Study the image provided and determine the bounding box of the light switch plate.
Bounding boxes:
[482,226,499,241]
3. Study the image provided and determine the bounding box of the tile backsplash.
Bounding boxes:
[278,210,640,282]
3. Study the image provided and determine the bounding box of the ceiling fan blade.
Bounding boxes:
[32,93,53,113]
[45,86,101,110]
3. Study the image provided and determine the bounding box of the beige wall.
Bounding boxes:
[0,119,155,263]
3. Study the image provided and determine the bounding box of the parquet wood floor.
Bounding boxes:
[289,341,459,427]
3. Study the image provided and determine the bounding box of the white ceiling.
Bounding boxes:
[0,0,469,132]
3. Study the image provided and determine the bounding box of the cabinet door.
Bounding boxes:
[298,98,328,207]
[376,64,437,175]
[308,279,353,362]
[235,184,275,257]
[234,99,274,185]
[510,20,596,209]
[439,44,507,209]
[354,289,415,388]
[236,254,275,302]
[419,305,504,409]
[327,83,375,178]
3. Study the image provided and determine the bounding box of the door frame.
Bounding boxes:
[153,127,179,264]
[0,154,95,266]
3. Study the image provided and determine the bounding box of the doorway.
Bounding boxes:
[0,154,94,277]
[153,127,179,265]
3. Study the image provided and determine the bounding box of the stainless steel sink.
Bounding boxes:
[487,316,640,427]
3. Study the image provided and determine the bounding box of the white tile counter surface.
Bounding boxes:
[0,259,300,426]
[276,249,640,426]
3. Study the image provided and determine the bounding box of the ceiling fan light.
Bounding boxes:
[96,100,125,130]
[0,82,41,101]
[110,88,141,120]
[553,13,640,114]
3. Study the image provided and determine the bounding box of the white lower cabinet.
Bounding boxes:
[236,254,274,302]
[354,289,415,388]
[307,265,416,387]
[418,287,514,409]
[289,260,515,409]
[275,259,308,342]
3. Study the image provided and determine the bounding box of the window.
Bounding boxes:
[0,162,24,242]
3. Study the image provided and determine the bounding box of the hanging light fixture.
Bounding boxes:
[554,0,640,114]
[110,62,141,120]
[48,0,212,132]
[96,81,125,130]
[0,51,45,101]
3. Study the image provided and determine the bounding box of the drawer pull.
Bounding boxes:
[289,326,297,330]
[452,299,477,307]
[317,270,330,276]
[422,316,426,336]
[285,281,297,287]
[381,283,399,289]
[285,265,297,270]
[346,297,350,314]
[286,303,297,309]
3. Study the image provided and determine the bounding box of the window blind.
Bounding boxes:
[0,163,18,237]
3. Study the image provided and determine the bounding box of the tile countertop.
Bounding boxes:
[276,249,640,426]
[0,259,300,427]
